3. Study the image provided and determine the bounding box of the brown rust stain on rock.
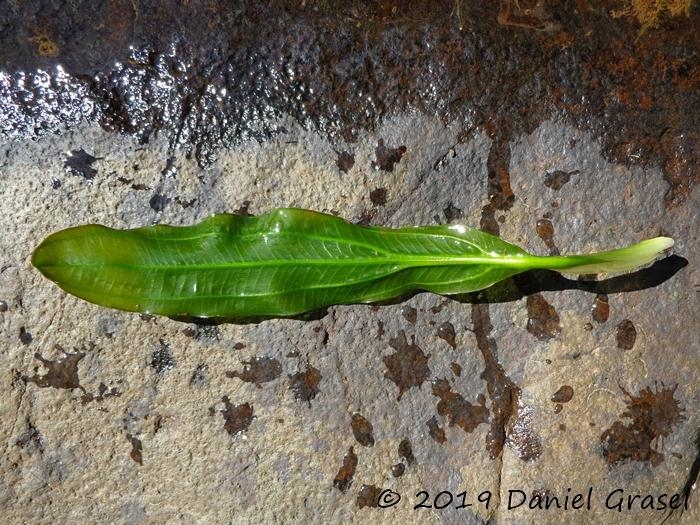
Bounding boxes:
[437,321,457,349]
[23,346,86,392]
[536,218,559,255]
[615,319,637,350]
[226,356,283,388]
[126,433,143,465]
[369,187,387,206]
[526,294,561,340]
[600,383,684,466]
[333,446,358,493]
[398,438,415,465]
[372,139,406,172]
[357,484,383,508]
[431,379,489,434]
[426,416,446,444]
[472,303,533,460]
[288,364,322,405]
[497,0,559,31]
[551,385,574,403]
[220,397,255,436]
[383,331,431,400]
[400,305,417,324]
[351,413,375,447]
[450,362,462,377]
[591,293,610,323]
[336,150,355,173]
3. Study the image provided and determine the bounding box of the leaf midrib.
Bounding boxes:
[39,254,530,271]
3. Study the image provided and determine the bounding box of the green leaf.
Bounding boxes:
[31,208,674,319]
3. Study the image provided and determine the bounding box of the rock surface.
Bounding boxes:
[1,3,698,524]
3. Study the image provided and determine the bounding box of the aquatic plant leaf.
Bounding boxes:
[32,208,674,319]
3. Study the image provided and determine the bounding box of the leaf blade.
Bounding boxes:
[31,208,673,319]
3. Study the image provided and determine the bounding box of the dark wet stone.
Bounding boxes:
[432,379,489,433]
[372,139,406,172]
[591,293,610,323]
[437,321,456,349]
[233,200,253,216]
[226,356,282,387]
[19,326,32,345]
[544,170,577,190]
[1,3,697,204]
[149,193,170,212]
[551,385,574,403]
[554,403,563,414]
[355,209,375,226]
[23,346,85,391]
[398,438,415,465]
[151,338,175,373]
[472,303,522,459]
[357,484,382,508]
[376,320,385,339]
[601,384,683,466]
[350,413,375,447]
[16,424,42,451]
[80,382,121,404]
[615,319,637,350]
[117,176,149,190]
[400,305,417,324]
[506,401,543,462]
[680,429,700,512]
[64,148,99,180]
[221,397,255,436]
[0,300,7,312]
[426,416,446,444]
[288,365,322,405]
[391,463,405,477]
[333,446,357,493]
[480,136,514,236]
[526,294,561,341]
[126,434,143,465]
[430,299,449,314]
[175,196,196,208]
[336,150,355,173]
[189,363,209,387]
[383,331,430,400]
[443,203,464,222]
[369,187,387,206]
